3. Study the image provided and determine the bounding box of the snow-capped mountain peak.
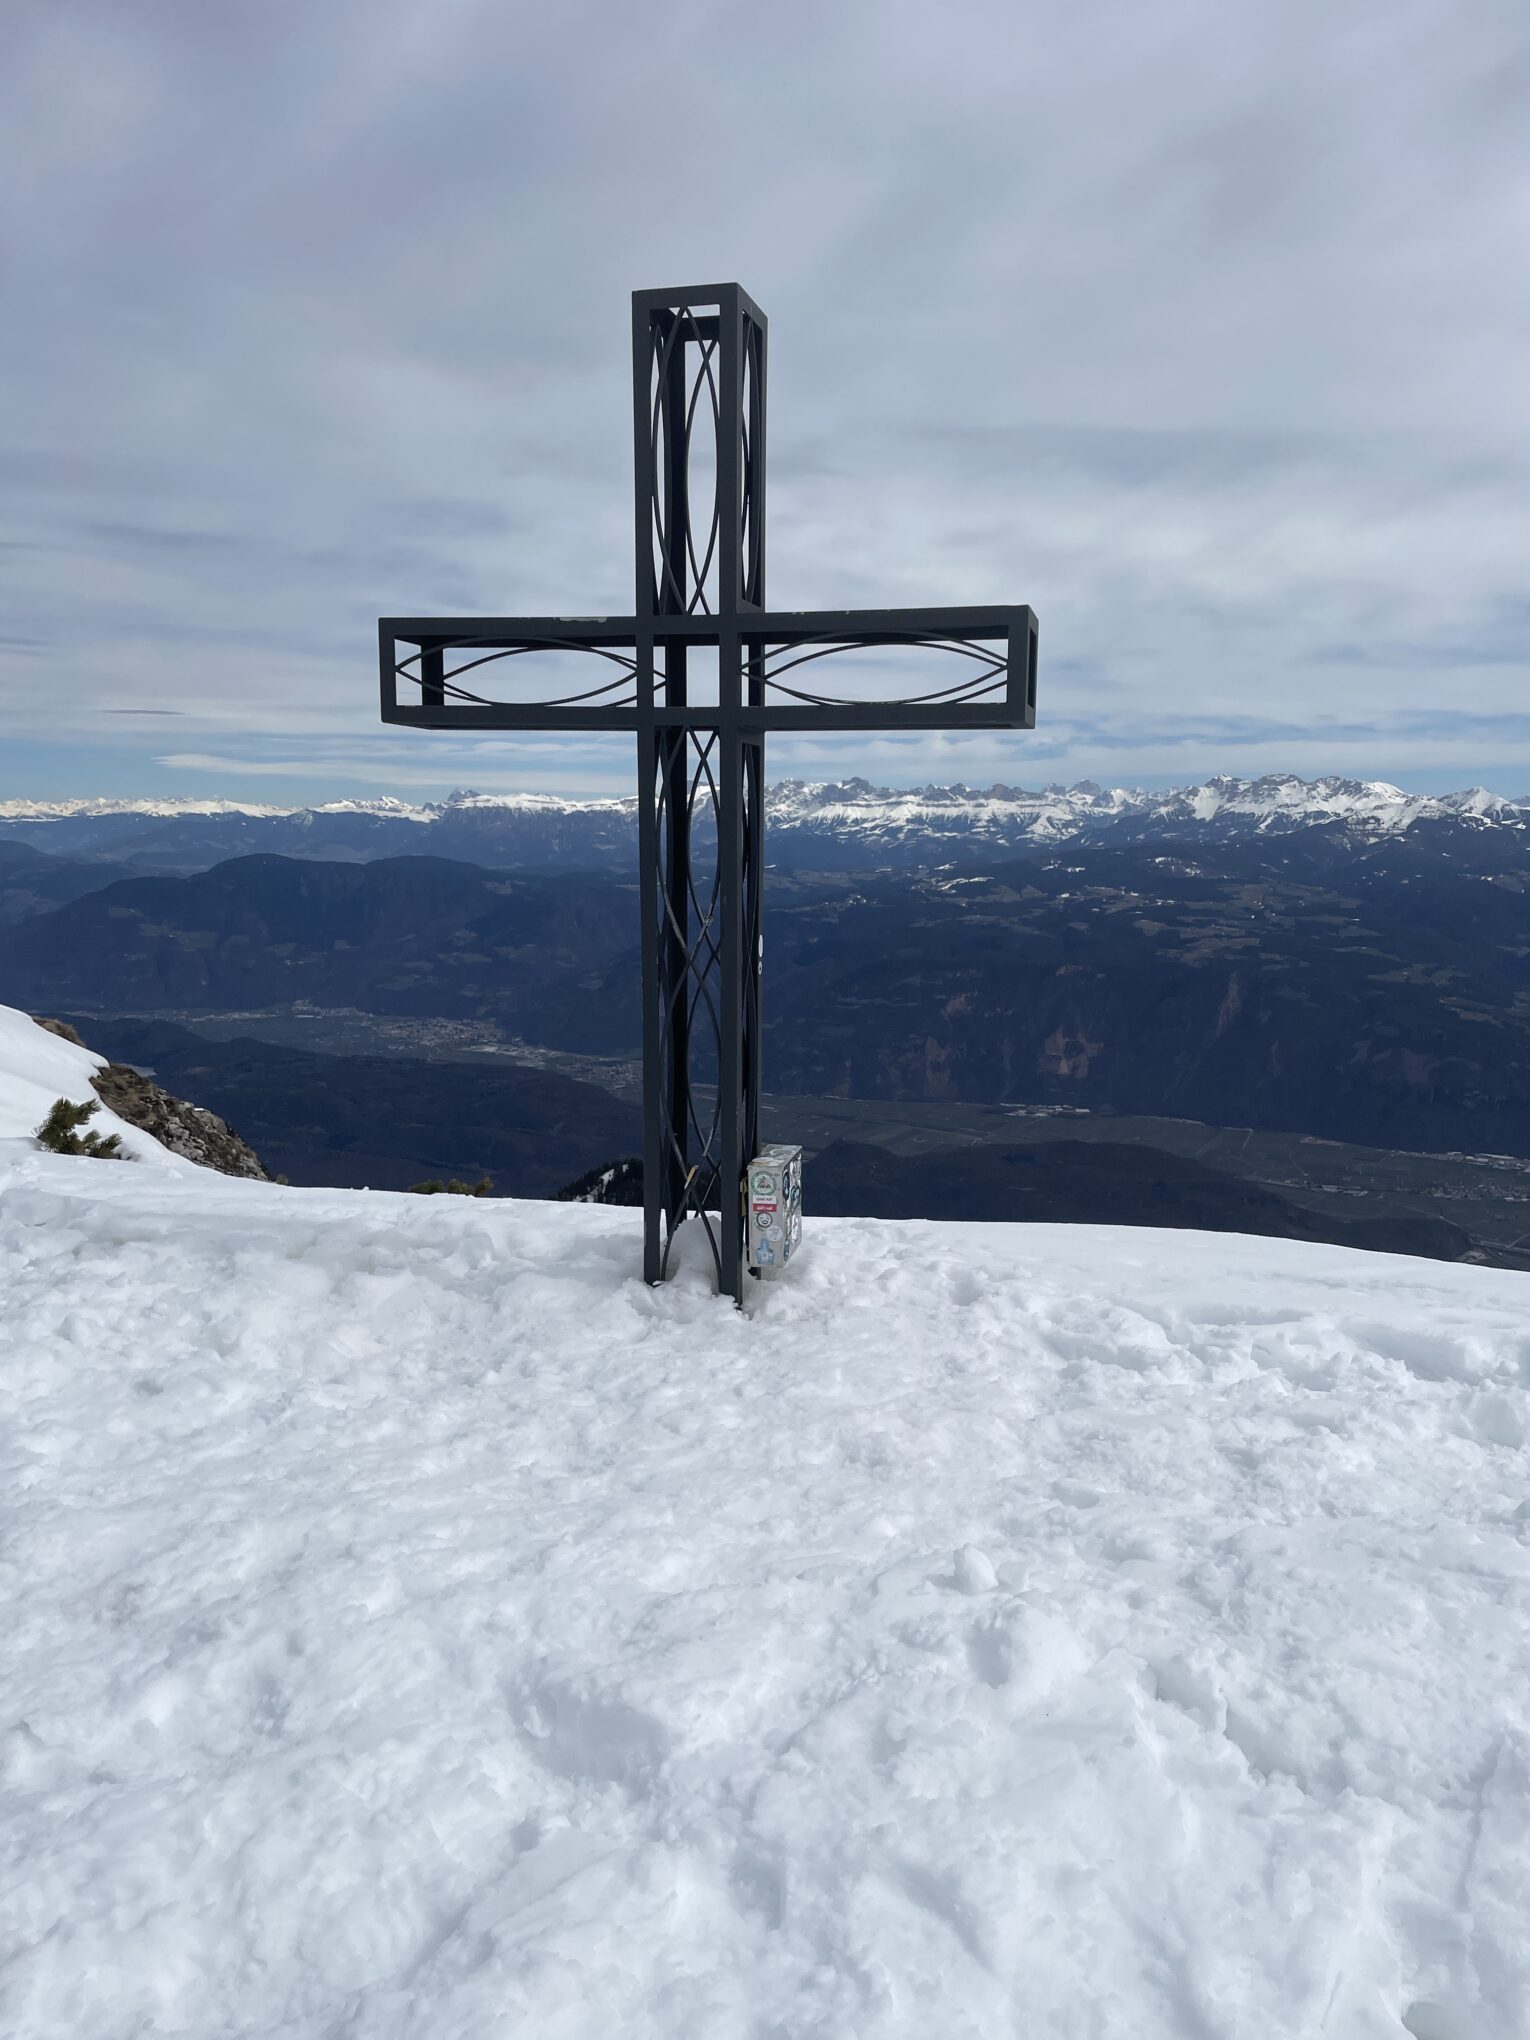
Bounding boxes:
[0,775,1524,876]
[765,773,1526,849]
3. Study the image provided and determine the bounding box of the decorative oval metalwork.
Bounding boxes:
[395,639,639,711]
[757,634,1007,710]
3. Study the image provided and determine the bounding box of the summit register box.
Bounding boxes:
[746,1145,803,1275]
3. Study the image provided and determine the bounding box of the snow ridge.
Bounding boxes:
[2,772,1524,843]
[765,772,1528,844]
[0,1007,199,1169]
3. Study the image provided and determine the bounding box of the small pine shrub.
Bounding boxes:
[35,1096,124,1160]
[408,1175,493,1197]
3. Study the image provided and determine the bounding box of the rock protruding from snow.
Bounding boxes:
[0,1006,188,1168]
[89,1057,267,1179]
[3,1009,265,1177]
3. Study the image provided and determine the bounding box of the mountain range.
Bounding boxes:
[5,819,1529,1160]
[5,773,1530,1257]
[2,774,1527,874]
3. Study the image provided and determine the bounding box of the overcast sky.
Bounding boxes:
[3,0,1527,803]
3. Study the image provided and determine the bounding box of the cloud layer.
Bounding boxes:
[3,0,1527,799]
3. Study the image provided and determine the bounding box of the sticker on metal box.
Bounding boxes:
[747,1144,804,1273]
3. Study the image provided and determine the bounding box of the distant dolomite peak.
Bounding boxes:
[0,776,1524,867]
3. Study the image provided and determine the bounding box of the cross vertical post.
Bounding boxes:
[379,283,1038,1305]
[630,284,771,1300]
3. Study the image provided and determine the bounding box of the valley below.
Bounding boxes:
[50,1005,1530,1271]
[6,776,1530,1267]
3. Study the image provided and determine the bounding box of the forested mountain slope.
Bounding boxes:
[7,832,1527,1157]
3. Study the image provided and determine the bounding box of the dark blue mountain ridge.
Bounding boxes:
[6,826,1529,1161]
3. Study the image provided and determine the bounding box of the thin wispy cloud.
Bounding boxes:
[3,0,1527,801]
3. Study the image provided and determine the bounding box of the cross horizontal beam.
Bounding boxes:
[379,604,1038,733]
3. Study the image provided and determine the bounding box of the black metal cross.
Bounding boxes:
[380,283,1039,1303]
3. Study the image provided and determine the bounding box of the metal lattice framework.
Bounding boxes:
[381,283,1038,1303]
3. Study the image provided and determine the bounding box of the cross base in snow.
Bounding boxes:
[380,284,1039,1303]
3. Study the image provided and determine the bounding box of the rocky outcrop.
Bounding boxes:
[91,1062,269,1179]
[33,1017,268,1180]
[555,1157,643,1206]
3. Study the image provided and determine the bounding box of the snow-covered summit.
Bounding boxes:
[768,771,1530,846]
[0,787,634,825]
[435,785,633,816]
[0,793,310,822]
[3,1012,1529,2034]
[3,774,1525,844]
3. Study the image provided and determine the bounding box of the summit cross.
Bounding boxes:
[380,283,1039,1303]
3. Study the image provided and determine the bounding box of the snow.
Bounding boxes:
[4,775,1528,846]
[763,774,1530,848]
[0,796,304,821]
[0,789,631,825]
[0,1007,194,1171]
[4,1094,1530,2039]
[436,787,633,817]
